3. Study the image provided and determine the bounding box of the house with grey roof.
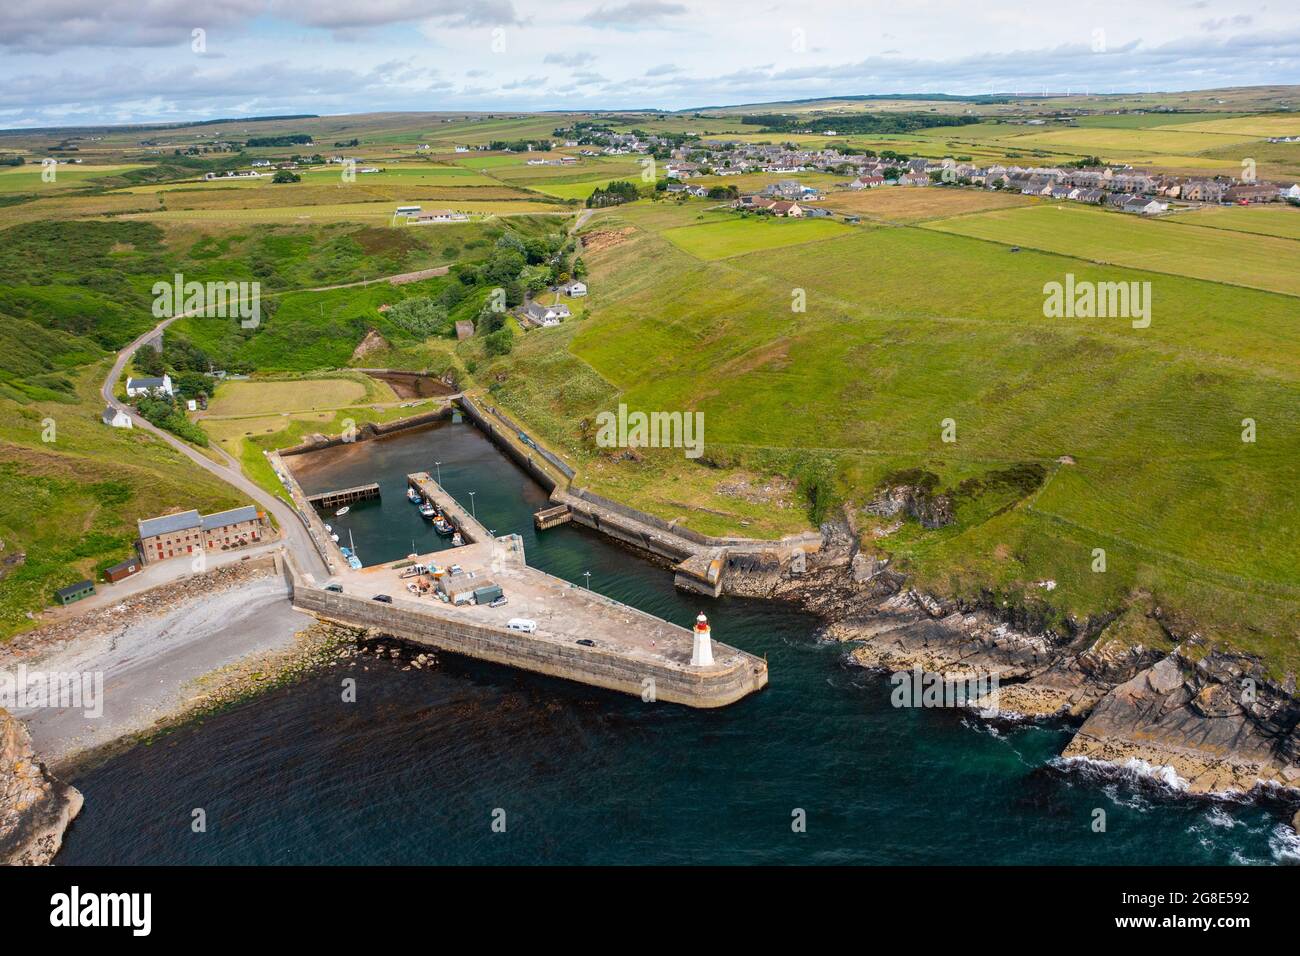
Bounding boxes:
[125,374,173,398]
[101,405,133,429]
[524,301,571,327]
[137,505,265,564]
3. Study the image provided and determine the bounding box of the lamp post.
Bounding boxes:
[468,491,476,518]
[434,460,442,484]
[583,571,591,590]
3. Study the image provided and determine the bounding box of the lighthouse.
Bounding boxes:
[691,612,714,667]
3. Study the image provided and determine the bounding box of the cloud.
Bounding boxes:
[0,0,523,53]
[1200,15,1253,32]
[544,51,597,66]
[644,63,681,76]
[587,1,687,29]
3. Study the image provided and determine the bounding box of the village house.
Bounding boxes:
[848,175,885,190]
[1278,184,1300,201]
[1181,180,1228,203]
[768,200,804,217]
[137,505,266,565]
[101,405,133,429]
[1225,183,1278,204]
[125,374,173,398]
[564,281,588,297]
[524,301,571,326]
[1123,197,1168,215]
[411,209,469,223]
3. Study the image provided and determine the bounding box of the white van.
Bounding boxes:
[506,618,537,634]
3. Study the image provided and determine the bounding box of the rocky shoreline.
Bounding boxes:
[0,707,82,865]
[725,517,1300,819]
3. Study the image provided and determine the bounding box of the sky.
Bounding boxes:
[2,1,1299,127]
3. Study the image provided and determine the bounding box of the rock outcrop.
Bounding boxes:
[736,519,1300,800]
[1062,650,1300,795]
[0,708,82,865]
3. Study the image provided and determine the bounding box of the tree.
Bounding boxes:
[271,170,301,184]
[386,297,447,337]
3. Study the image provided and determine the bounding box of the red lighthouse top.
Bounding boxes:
[694,612,709,631]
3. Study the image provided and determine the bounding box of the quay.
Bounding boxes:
[287,475,768,709]
[407,472,490,541]
[306,482,380,510]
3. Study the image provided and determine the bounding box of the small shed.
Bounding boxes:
[54,579,96,606]
[473,584,504,605]
[104,557,142,583]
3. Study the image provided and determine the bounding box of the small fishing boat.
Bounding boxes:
[330,533,339,543]
[407,488,421,504]
[340,546,353,558]
[324,523,333,533]
[450,532,464,547]
[433,517,455,536]
[346,530,362,570]
[335,506,350,517]
[419,503,436,519]
[347,554,363,570]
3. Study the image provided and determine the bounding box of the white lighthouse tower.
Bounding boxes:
[691,612,714,667]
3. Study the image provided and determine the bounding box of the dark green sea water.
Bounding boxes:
[57,420,1300,864]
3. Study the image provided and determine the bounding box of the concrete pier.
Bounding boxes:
[407,472,490,542]
[291,530,767,708]
[306,482,381,510]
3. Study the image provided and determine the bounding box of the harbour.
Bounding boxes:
[52,416,1300,865]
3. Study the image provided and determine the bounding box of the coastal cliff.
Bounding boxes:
[727,519,1300,804]
[0,707,82,865]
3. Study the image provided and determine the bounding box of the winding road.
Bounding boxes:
[99,264,462,582]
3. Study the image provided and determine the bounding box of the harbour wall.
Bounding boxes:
[292,585,768,708]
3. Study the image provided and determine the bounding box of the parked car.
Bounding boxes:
[324,583,344,593]
[489,595,509,608]
[576,638,596,647]
[506,618,537,633]
[373,594,393,604]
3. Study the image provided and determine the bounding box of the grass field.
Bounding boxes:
[0,163,146,193]
[661,216,853,260]
[479,198,1300,670]
[924,203,1300,297]
[1164,204,1300,240]
[124,200,571,223]
[205,375,393,416]
[821,187,1038,221]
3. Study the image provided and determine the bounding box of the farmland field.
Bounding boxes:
[205,376,391,416]
[473,192,1300,667]
[0,163,147,192]
[661,216,853,259]
[924,202,1300,297]
[1164,204,1300,240]
[821,186,1038,221]
[124,199,570,223]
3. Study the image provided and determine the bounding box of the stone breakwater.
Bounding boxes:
[0,708,82,865]
[727,519,1300,807]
